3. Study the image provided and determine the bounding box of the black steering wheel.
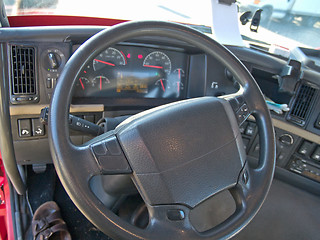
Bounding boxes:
[49,21,275,240]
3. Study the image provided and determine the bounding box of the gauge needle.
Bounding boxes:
[100,76,102,90]
[144,65,163,69]
[178,69,181,79]
[94,59,115,66]
[160,79,165,92]
[79,78,85,90]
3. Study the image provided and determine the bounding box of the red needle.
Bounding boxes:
[144,65,163,69]
[177,82,180,93]
[178,69,181,79]
[79,78,85,90]
[94,59,115,66]
[160,79,165,92]
[100,76,102,90]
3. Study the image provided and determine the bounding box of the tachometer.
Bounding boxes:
[143,51,171,76]
[93,47,126,71]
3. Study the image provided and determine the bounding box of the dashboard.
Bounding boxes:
[1,26,320,197]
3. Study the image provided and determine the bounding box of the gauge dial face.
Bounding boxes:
[93,47,126,71]
[93,76,111,90]
[77,77,89,90]
[172,68,185,93]
[173,68,185,79]
[155,79,167,92]
[143,51,171,76]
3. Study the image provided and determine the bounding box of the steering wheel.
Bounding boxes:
[49,21,275,240]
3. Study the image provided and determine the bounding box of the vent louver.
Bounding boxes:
[288,84,317,126]
[10,45,38,103]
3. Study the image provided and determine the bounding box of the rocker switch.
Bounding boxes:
[18,119,31,137]
[311,146,320,161]
[298,141,312,156]
[32,118,45,136]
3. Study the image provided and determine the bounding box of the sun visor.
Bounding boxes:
[211,0,245,46]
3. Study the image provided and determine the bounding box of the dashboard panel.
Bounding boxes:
[1,26,320,196]
[73,44,188,99]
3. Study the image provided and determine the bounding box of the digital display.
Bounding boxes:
[73,45,188,99]
[116,78,148,94]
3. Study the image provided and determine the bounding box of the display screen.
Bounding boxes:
[73,45,188,99]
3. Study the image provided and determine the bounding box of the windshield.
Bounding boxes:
[4,0,320,49]
[238,0,320,49]
[4,0,213,26]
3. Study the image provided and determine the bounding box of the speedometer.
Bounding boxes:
[143,51,171,75]
[93,47,126,71]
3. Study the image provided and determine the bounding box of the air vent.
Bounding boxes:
[10,45,38,104]
[287,84,317,126]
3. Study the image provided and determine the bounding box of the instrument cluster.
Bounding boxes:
[73,45,188,99]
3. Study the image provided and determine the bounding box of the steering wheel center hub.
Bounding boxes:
[117,97,246,207]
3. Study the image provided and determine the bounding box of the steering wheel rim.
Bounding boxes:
[49,21,275,240]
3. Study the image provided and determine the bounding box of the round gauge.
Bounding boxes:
[93,76,111,90]
[173,68,185,79]
[155,79,167,92]
[173,81,184,94]
[93,47,126,71]
[173,68,185,94]
[143,51,171,75]
[77,77,89,90]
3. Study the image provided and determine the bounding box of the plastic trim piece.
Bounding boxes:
[9,104,104,115]
[0,44,25,195]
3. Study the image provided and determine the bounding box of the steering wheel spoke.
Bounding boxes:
[219,91,252,127]
[88,133,132,175]
[71,144,102,178]
[146,204,197,239]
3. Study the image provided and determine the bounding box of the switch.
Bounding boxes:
[18,119,31,137]
[52,78,57,87]
[48,52,59,69]
[236,104,250,124]
[105,137,122,156]
[279,134,294,145]
[311,146,320,161]
[315,114,320,130]
[298,141,312,156]
[239,122,248,134]
[46,78,52,88]
[242,138,250,151]
[240,104,249,114]
[245,123,255,136]
[92,143,108,156]
[167,209,185,221]
[32,118,45,136]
